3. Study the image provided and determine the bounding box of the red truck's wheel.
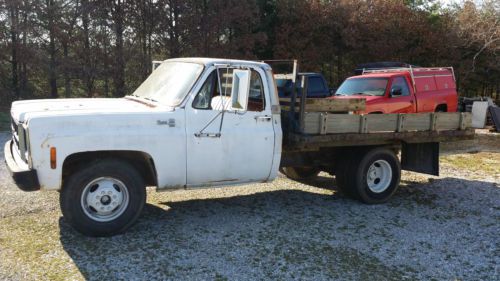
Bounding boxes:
[280,167,320,180]
[60,159,146,237]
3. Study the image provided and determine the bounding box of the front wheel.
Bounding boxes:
[60,159,146,237]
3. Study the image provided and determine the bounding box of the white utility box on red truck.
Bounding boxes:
[5,58,474,236]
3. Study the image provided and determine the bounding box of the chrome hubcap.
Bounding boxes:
[81,177,129,222]
[366,160,392,193]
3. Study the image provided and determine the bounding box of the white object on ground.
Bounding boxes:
[471,101,488,128]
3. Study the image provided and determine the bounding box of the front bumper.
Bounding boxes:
[4,140,40,191]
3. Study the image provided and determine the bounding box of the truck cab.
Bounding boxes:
[332,67,458,114]
[5,58,283,236]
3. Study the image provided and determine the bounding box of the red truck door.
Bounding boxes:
[385,76,416,113]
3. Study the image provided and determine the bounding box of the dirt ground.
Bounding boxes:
[0,131,498,281]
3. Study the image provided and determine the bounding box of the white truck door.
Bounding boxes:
[185,66,275,186]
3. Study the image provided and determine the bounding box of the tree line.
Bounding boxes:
[0,0,498,106]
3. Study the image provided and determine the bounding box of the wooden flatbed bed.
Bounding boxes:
[279,98,474,179]
[283,111,474,150]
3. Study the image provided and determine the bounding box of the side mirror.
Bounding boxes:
[231,69,251,111]
[391,86,402,97]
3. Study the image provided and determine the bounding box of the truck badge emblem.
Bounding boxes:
[157,119,175,127]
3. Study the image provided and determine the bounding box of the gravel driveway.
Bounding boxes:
[0,131,498,281]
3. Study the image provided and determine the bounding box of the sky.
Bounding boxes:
[436,0,461,7]
[436,0,488,8]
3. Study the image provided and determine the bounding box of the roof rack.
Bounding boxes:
[362,66,417,92]
[362,66,456,92]
[362,67,455,80]
[362,66,454,75]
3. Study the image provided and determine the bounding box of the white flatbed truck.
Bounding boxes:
[5,58,474,236]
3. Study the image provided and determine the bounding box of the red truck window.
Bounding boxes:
[336,78,388,96]
[391,77,410,96]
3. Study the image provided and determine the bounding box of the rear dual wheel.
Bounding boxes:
[336,148,401,204]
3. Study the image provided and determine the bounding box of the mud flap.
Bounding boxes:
[401,142,439,176]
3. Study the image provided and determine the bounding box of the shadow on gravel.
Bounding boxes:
[57,177,498,280]
[290,175,340,190]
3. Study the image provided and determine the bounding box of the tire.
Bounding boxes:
[280,167,320,180]
[435,106,447,112]
[334,152,359,198]
[343,148,401,204]
[60,159,146,237]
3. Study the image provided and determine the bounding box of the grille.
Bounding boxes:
[10,115,27,163]
[11,116,19,148]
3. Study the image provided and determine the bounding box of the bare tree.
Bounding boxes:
[456,0,500,72]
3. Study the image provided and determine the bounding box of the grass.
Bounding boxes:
[0,111,10,131]
[441,152,500,177]
[0,212,83,280]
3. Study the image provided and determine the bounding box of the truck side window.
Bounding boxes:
[248,70,265,112]
[391,77,410,96]
[193,68,265,111]
[192,71,216,109]
[308,76,325,94]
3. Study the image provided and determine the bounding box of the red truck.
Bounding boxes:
[331,67,458,113]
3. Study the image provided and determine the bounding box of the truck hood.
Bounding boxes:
[330,95,385,104]
[11,97,172,123]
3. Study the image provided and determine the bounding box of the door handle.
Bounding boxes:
[255,115,272,121]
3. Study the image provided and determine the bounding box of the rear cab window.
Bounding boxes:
[308,76,326,96]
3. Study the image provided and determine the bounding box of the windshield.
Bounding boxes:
[131,61,204,106]
[336,78,388,96]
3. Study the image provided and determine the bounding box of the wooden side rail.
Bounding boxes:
[279,98,366,112]
[302,112,472,135]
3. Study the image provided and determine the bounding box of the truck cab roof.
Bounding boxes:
[348,72,409,79]
[164,57,272,70]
